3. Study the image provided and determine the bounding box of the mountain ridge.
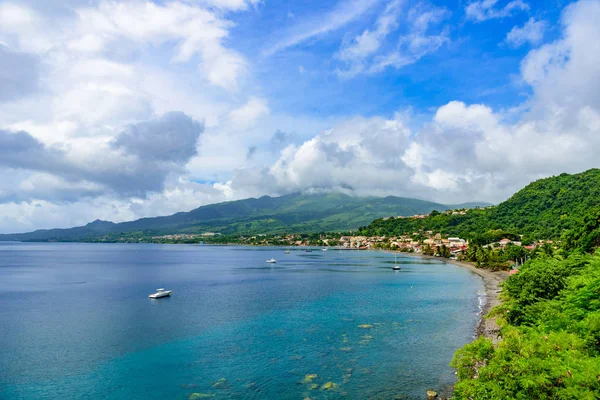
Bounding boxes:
[0,192,491,241]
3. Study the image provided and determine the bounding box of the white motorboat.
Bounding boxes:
[149,288,172,298]
[321,248,327,252]
[266,258,277,263]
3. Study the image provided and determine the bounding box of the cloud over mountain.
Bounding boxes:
[0,0,599,233]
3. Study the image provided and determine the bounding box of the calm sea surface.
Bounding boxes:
[0,243,484,400]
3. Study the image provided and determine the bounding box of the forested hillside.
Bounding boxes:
[0,193,488,242]
[361,169,600,242]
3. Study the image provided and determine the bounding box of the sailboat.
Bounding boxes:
[392,253,401,270]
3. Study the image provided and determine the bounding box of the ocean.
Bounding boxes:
[0,243,484,399]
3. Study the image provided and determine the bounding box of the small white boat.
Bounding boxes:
[149,288,172,298]
[321,248,327,252]
[266,258,277,263]
[285,250,290,254]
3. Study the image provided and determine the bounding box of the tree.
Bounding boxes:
[542,242,555,257]
[437,244,451,258]
[422,243,434,256]
[452,254,600,398]
[503,243,528,263]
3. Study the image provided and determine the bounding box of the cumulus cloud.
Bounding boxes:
[227,97,270,129]
[504,17,547,47]
[0,1,248,91]
[465,0,529,22]
[0,178,229,233]
[2,0,600,234]
[112,112,202,163]
[0,130,69,177]
[224,116,414,197]
[336,1,450,77]
[0,112,204,199]
[269,129,299,153]
[226,0,600,204]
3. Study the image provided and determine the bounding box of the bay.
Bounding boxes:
[0,243,483,399]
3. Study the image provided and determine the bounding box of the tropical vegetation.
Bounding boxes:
[361,169,600,243]
[452,251,600,399]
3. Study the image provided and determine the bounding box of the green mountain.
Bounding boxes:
[361,169,600,241]
[0,193,490,242]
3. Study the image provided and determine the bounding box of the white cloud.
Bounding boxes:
[226,0,600,204]
[337,0,403,63]
[0,178,231,233]
[337,1,450,77]
[2,0,600,234]
[73,1,248,91]
[465,0,529,22]
[0,1,248,92]
[194,0,261,11]
[263,0,380,56]
[227,97,270,129]
[504,17,547,47]
[0,2,58,52]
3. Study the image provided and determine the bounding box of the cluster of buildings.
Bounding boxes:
[391,209,469,220]
[338,232,468,255]
[151,232,220,240]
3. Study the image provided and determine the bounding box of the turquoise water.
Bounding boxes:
[0,243,483,399]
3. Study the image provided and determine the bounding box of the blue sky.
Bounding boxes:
[227,0,565,116]
[0,0,599,232]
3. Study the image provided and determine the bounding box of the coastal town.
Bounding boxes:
[146,209,553,273]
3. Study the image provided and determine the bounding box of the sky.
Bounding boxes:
[0,0,599,233]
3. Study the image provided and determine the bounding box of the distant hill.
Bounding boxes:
[361,169,600,241]
[0,193,490,242]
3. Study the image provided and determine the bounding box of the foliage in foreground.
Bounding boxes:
[451,254,600,399]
